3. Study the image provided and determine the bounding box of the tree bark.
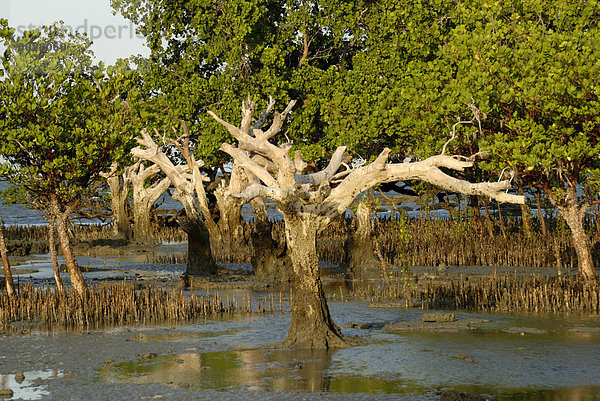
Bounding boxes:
[212,187,246,262]
[482,197,495,238]
[105,163,132,240]
[178,216,218,276]
[250,198,292,284]
[347,202,381,279]
[48,218,65,293]
[536,190,547,237]
[553,187,597,281]
[51,197,87,296]
[276,213,346,349]
[518,181,531,238]
[133,203,153,241]
[0,222,15,297]
[130,163,170,242]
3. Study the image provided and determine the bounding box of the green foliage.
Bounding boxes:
[0,20,140,212]
[113,0,600,206]
[113,0,431,165]
[440,0,600,201]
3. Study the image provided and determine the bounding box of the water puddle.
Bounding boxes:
[0,370,63,400]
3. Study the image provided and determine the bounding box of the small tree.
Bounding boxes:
[210,99,524,348]
[0,21,138,295]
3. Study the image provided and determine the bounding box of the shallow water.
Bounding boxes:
[90,302,600,400]
[0,370,64,400]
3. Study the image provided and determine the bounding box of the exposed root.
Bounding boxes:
[267,330,364,350]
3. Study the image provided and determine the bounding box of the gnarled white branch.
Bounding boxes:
[211,98,524,223]
[295,146,347,186]
[220,143,278,188]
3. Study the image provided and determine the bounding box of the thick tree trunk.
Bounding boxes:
[106,171,132,240]
[48,219,65,293]
[130,164,170,242]
[347,202,381,279]
[212,188,246,262]
[250,198,292,284]
[178,216,218,276]
[50,197,87,296]
[0,223,15,297]
[276,214,346,349]
[555,190,597,281]
[133,199,155,242]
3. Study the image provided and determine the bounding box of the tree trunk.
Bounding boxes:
[518,182,531,238]
[106,172,132,240]
[277,213,346,349]
[130,164,170,242]
[51,198,87,296]
[178,216,218,276]
[133,198,155,242]
[469,195,483,225]
[250,198,292,284]
[212,188,246,262]
[48,219,65,293]
[482,197,495,239]
[555,190,597,281]
[0,222,15,297]
[536,190,547,237]
[347,202,381,279]
[497,201,507,239]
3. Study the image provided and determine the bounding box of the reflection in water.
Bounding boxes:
[101,348,418,394]
[101,349,340,392]
[0,370,63,400]
[100,348,600,400]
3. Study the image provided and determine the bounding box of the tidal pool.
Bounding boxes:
[0,370,64,400]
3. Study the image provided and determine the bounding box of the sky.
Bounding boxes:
[1,0,149,65]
